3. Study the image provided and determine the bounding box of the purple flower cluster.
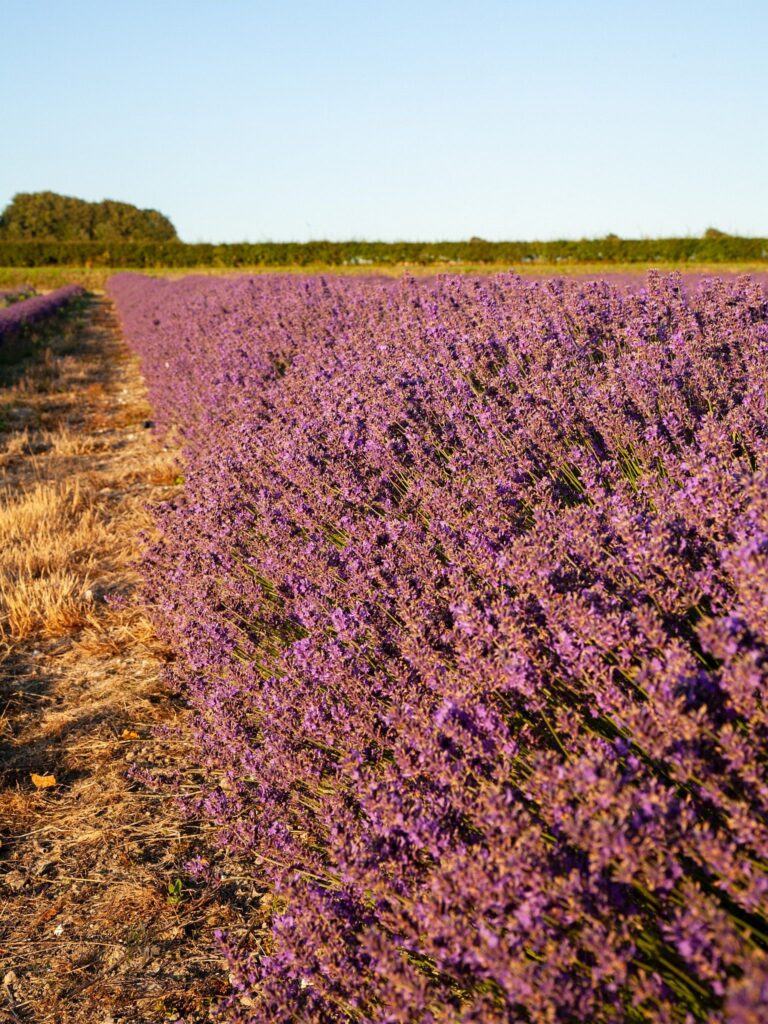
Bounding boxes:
[110,271,768,1023]
[0,284,83,343]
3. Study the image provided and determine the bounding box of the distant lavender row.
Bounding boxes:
[530,270,768,295]
[110,271,768,1023]
[0,285,35,306]
[0,284,83,342]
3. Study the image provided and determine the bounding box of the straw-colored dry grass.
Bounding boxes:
[0,301,257,1024]
[0,478,103,640]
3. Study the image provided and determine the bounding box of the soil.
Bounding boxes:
[0,299,252,1024]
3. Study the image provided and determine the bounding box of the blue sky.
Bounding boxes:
[2,0,767,242]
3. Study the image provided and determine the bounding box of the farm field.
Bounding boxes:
[1,269,767,1022]
[5,1,768,1018]
[98,269,766,1022]
[1,266,767,1022]
[1,261,768,294]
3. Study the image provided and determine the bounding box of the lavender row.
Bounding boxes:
[110,271,768,1023]
[0,284,35,306]
[0,284,83,343]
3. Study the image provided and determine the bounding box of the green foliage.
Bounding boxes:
[0,191,178,243]
[0,234,766,268]
[166,877,184,906]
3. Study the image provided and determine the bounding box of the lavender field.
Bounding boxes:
[0,283,83,344]
[110,271,768,1023]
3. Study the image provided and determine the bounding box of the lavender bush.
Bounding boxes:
[0,284,34,306]
[0,283,83,343]
[110,271,768,1023]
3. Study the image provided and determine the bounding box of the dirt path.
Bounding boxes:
[0,299,238,1024]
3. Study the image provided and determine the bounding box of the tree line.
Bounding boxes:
[0,193,764,265]
[0,236,766,267]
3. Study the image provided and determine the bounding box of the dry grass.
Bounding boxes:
[0,479,103,640]
[0,301,257,1024]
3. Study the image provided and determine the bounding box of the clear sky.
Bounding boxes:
[2,0,767,242]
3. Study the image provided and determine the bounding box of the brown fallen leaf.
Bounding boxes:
[30,773,57,789]
[30,899,62,928]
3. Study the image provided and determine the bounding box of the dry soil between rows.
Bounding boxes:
[0,299,249,1024]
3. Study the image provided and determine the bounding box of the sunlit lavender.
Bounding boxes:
[0,284,83,343]
[110,270,768,1023]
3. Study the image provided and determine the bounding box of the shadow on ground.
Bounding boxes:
[0,299,258,1024]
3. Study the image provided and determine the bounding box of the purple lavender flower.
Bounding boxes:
[109,270,768,1023]
[0,283,83,343]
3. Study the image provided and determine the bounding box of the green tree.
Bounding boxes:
[0,191,178,242]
